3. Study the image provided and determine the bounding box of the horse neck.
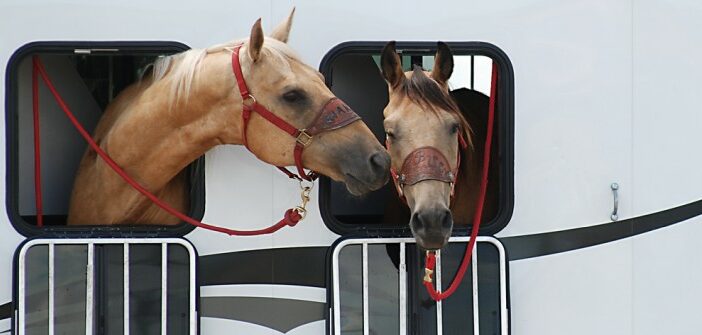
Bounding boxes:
[450,144,481,225]
[450,126,499,227]
[100,64,242,191]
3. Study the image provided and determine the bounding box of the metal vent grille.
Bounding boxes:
[17,238,196,335]
[331,236,508,335]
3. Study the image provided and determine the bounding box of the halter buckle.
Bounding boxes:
[242,94,257,108]
[296,130,313,147]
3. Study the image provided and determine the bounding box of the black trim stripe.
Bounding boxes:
[0,302,9,320]
[503,198,702,260]
[3,199,700,329]
[196,199,702,286]
[200,297,323,333]
[199,247,327,287]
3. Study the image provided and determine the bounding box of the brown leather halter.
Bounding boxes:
[231,44,361,181]
[388,133,468,202]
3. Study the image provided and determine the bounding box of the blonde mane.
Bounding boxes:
[149,38,300,104]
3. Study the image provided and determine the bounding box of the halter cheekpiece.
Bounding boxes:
[231,44,361,181]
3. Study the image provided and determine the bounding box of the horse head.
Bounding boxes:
[380,41,472,250]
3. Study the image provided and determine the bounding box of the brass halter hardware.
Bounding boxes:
[293,180,314,219]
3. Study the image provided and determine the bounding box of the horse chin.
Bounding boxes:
[342,173,377,196]
[414,235,450,251]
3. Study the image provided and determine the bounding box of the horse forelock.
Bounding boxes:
[398,66,474,149]
[149,38,300,106]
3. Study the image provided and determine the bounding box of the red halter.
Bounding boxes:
[388,133,468,203]
[231,45,361,181]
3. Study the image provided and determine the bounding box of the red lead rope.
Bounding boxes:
[423,61,498,301]
[31,56,304,235]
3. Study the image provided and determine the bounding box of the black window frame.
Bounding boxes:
[318,41,514,236]
[5,41,205,238]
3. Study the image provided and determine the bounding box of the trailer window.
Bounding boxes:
[5,42,204,236]
[319,42,514,235]
[16,238,196,334]
[331,236,509,334]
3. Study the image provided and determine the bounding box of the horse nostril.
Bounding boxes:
[411,212,426,231]
[411,208,453,237]
[369,150,390,175]
[411,208,452,250]
[439,209,453,230]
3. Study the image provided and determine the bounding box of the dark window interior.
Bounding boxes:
[6,42,204,236]
[319,43,513,236]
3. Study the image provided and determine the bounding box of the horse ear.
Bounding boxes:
[431,42,454,85]
[270,7,295,43]
[249,18,264,62]
[381,41,404,89]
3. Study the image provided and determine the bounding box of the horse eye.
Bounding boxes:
[282,90,304,103]
[450,123,460,134]
[385,130,395,139]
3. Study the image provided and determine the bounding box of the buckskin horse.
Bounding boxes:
[380,41,497,250]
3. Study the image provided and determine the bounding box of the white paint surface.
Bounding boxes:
[0,0,701,334]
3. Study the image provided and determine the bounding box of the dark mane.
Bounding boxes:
[398,66,473,147]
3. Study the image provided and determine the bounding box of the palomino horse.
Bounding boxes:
[380,41,497,250]
[67,10,390,225]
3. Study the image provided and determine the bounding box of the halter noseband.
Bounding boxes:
[231,44,361,181]
[389,133,468,202]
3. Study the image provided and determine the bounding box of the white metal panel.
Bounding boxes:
[632,0,702,214]
[509,239,632,335]
[632,2,702,334]
[200,317,293,335]
[200,284,326,303]
[0,1,700,335]
[631,218,702,335]
[272,0,634,238]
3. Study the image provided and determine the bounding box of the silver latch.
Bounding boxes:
[610,183,619,221]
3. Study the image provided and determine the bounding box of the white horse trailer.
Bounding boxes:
[1,1,701,334]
